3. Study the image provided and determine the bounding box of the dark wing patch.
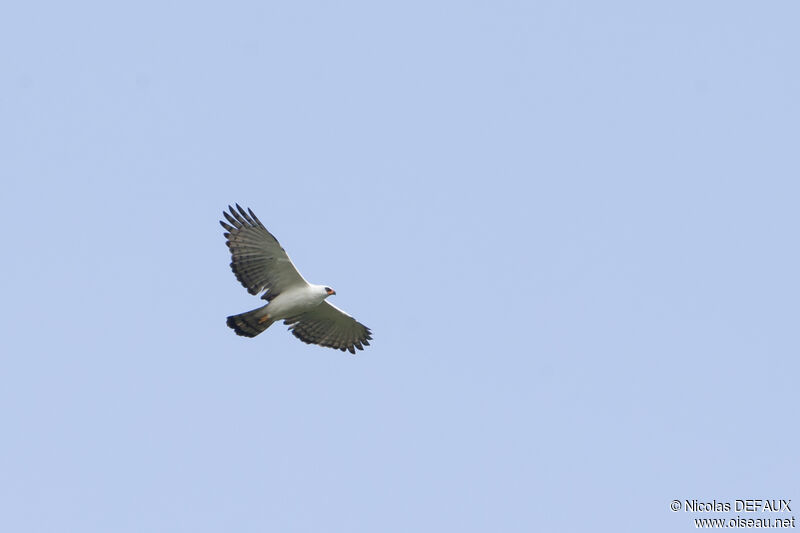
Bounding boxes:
[220,204,306,299]
[284,301,372,355]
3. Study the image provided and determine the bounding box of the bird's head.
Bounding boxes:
[324,286,336,296]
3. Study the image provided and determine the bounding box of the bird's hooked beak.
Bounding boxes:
[326,288,336,296]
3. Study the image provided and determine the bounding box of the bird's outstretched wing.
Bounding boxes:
[285,301,372,354]
[220,204,307,300]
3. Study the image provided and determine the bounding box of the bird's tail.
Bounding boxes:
[226,306,275,338]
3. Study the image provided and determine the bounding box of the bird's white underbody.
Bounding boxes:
[257,284,331,322]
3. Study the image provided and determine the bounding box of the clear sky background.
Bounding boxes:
[1,1,798,531]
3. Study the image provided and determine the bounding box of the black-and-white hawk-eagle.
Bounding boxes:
[220,204,372,354]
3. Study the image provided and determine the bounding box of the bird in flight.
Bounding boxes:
[220,204,372,354]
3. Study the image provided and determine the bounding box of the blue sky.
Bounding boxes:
[1,1,798,531]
